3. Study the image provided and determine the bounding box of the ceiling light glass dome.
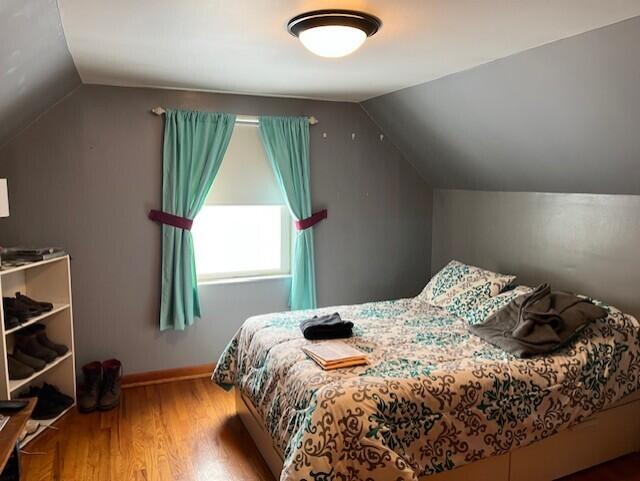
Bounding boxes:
[287,10,381,58]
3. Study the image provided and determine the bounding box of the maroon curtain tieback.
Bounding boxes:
[149,209,194,230]
[295,209,327,230]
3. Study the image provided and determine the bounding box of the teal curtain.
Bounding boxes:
[259,116,316,310]
[160,109,236,330]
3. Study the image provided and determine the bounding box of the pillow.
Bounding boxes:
[462,285,533,325]
[418,260,516,318]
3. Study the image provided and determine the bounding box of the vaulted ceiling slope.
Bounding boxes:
[362,16,640,195]
[59,0,640,102]
[0,0,80,146]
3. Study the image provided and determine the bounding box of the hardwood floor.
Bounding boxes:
[22,378,274,481]
[21,378,640,481]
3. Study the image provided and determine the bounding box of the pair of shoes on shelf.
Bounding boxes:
[17,323,68,361]
[78,359,122,413]
[7,323,69,380]
[7,355,36,380]
[21,383,74,420]
[3,292,53,325]
[17,292,53,312]
[13,347,45,371]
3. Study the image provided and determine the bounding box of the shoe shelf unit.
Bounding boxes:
[0,256,76,446]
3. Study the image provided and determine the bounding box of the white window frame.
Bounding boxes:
[195,205,293,284]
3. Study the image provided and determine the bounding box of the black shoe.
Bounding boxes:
[40,383,73,409]
[21,387,66,420]
[3,314,20,330]
[15,292,53,312]
[3,297,43,321]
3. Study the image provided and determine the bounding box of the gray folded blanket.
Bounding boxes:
[469,283,607,358]
[300,313,353,340]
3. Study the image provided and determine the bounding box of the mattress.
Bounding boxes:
[213,297,640,481]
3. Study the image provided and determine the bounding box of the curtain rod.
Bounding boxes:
[150,107,318,125]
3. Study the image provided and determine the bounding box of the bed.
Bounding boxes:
[213,295,640,481]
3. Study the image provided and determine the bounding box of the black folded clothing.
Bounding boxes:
[300,313,353,340]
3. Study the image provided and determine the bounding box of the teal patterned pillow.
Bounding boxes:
[461,285,532,325]
[418,260,516,317]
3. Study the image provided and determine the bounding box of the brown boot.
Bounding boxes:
[78,362,102,413]
[98,359,122,411]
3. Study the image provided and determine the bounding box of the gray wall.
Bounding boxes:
[363,16,640,194]
[0,85,432,374]
[364,16,640,324]
[0,0,80,146]
[432,189,640,318]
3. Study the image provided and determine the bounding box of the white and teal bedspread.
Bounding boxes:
[213,297,640,481]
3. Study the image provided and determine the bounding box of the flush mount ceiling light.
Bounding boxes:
[287,10,381,58]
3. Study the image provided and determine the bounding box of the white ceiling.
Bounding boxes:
[58,0,640,102]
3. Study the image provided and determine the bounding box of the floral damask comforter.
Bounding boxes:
[213,297,640,481]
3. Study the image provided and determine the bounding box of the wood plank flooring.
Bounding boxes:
[22,378,273,481]
[21,378,640,481]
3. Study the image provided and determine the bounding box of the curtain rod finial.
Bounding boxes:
[151,107,166,116]
[308,116,318,125]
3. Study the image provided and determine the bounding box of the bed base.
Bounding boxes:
[236,389,640,481]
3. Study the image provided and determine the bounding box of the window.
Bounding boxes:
[192,124,292,282]
[192,205,291,280]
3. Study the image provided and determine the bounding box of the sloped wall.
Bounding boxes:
[363,16,640,312]
[0,85,431,373]
[0,0,80,146]
[363,16,640,194]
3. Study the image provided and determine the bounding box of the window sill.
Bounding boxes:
[197,274,292,287]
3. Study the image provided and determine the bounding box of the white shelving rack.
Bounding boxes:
[0,256,76,445]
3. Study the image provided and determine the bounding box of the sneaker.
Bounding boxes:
[24,419,40,435]
[19,420,41,443]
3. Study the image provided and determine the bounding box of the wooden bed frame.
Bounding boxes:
[236,388,640,481]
